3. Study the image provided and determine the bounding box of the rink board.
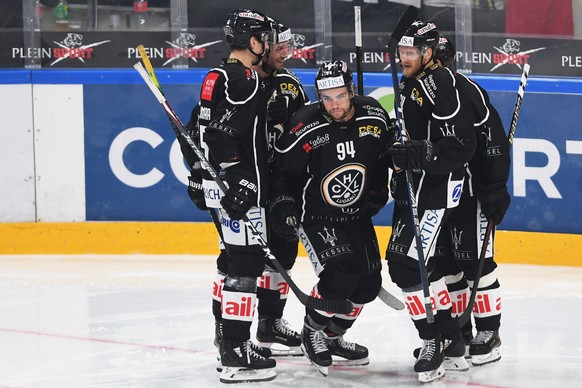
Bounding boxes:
[0,69,581,263]
[0,222,580,267]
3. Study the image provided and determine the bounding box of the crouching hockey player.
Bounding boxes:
[270,60,393,376]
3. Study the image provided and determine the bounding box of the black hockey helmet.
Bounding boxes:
[314,60,355,101]
[398,20,439,58]
[223,9,273,49]
[269,17,292,45]
[435,35,456,69]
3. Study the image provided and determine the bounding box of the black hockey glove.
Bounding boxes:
[220,168,258,220]
[187,162,207,211]
[267,94,289,126]
[268,195,299,241]
[478,186,511,225]
[387,140,438,171]
[367,187,389,217]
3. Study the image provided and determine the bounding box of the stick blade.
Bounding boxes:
[306,297,354,314]
[378,287,405,310]
[390,6,419,42]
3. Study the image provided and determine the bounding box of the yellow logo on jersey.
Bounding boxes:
[411,88,423,106]
[358,125,381,138]
[280,82,299,97]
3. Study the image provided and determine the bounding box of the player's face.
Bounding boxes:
[266,42,290,71]
[320,86,355,122]
[398,46,422,78]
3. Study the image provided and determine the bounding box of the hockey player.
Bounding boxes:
[384,21,476,382]
[270,60,392,376]
[431,35,508,366]
[185,17,308,367]
[196,9,276,383]
[253,17,310,357]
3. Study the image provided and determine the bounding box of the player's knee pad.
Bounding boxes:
[349,271,382,305]
[268,236,298,271]
[388,259,424,289]
[318,259,360,300]
[224,275,257,293]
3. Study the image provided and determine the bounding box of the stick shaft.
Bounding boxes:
[459,64,530,326]
[354,6,364,95]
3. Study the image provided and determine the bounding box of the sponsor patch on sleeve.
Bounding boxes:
[201,72,219,101]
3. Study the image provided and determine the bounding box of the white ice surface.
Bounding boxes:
[0,255,581,387]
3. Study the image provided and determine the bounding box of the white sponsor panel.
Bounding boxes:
[33,84,85,221]
[0,84,35,221]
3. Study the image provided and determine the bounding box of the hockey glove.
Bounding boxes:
[367,187,389,217]
[268,195,299,241]
[187,162,207,211]
[220,168,258,220]
[478,186,511,225]
[267,93,289,126]
[387,140,437,171]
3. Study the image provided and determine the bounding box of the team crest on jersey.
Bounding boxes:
[321,163,366,207]
[411,88,423,106]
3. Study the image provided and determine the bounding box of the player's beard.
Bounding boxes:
[329,105,353,122]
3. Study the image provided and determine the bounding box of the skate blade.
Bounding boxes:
[443,356,470,372]
[258,342,303,357]
[471,348,501,366]
[418,365,445,383]
[219,366,277,383]
[301,344,330,376]
[332,356,370,367]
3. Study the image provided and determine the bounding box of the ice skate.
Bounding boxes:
[414,335,446,383]
[300,322,332,376]
[470,330,501,366]
[325,332,369,366]
[215,321,272,372]
[219,339,276,383]
[442,328,470,372]
[256,317,302,356]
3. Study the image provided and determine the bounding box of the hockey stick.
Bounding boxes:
[354,5,364,95]
[378,287,405,310]
[459,63,530,326]
[386,6,437,322]
[137,45,232,255]
[133,61,353,314]
[140,44,281,306]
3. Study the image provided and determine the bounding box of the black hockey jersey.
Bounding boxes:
[272,96,391,222]
[198,58,269,208]
[262,67,310,155]
[395,64,476,209]
[454,73,510,194]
